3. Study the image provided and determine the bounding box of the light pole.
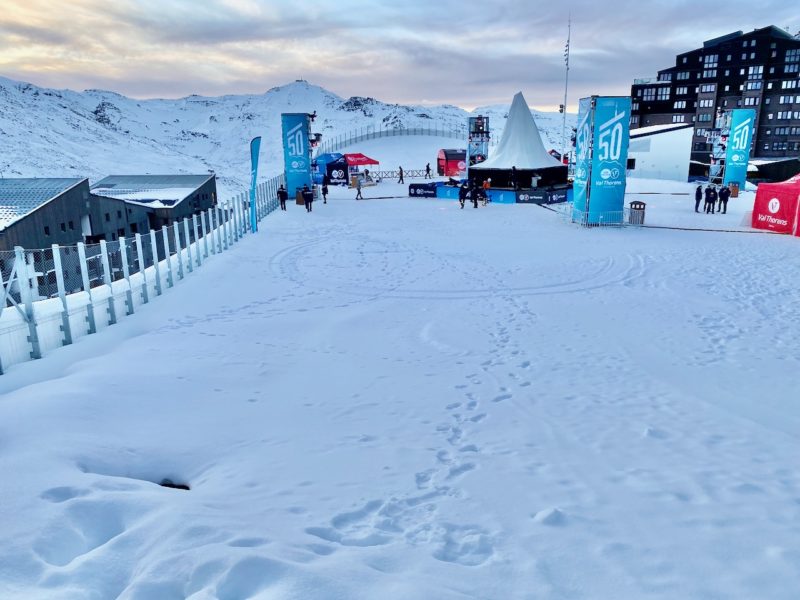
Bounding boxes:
[561,14,571,164]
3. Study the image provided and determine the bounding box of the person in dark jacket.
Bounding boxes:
[470,181,479,208]
[322,183,328,204]
[458,183,467,209]
[694,184,703,213]
[398,166,404,184]
[510,166,519,191]
[718,184,731,214]
[302,184,313,212]
[425,163,432,179]
[277,185,288,211]
[704,185,715,214]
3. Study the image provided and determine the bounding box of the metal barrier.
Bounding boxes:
[315,125,468,156]
[0,174,285,375]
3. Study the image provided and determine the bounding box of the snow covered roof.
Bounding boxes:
[471,92,563,171]
[0,178,85,231]
[630,124,693,138]
[91,174,214,209]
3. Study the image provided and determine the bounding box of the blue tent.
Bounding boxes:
[312,153,343,184]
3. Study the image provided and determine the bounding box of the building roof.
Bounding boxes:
[91,174,214,209]
[630,123,694,138]
[471,92,562,171]
[0,178,86,231]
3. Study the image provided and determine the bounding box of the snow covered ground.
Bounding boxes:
[1,182,799,599]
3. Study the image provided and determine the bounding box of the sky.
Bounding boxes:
[1,0,798,111]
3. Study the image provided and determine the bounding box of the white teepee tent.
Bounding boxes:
[471,92,563,171]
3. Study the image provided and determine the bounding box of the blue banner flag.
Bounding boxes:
[572,96,631,225]
[249,136,261,233]
[723,109,755,187]
[572,97,594,223]
[281,113,312,199]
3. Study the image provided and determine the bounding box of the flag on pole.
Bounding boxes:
[249,136,261,233]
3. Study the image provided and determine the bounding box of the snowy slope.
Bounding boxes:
[0,175,798,599]
[0,77,574,197]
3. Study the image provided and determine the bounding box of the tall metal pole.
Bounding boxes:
[561,14,571,164]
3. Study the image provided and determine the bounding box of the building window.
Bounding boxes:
[765,97,771,104]
[60,222,66,232]
[698,113,712,122]
[726,54,732,61]
[750,52,756,59]
[676,86,688,95]
[630,115,639,126]
[783,80,798,89]
[642,88,656,101]
[682,57,688,64]
[674,100,687,109]
[68,220,74,230]
[787,49,800,63]
[786,64,800,74]
[751,40,756,47]
[632,102,639,111]
[44,226,51,236]
[703,69,717,79]
[746,81,762,91]
[768,82,774,90]
[748,65,763,79]
[699,99,714,108]
[741,53,747,60]
[657,87,670,100]
[658,72,672,82]
[703,54,718,68]
[700,84,716,93]
[676,71,690,80]
[724,69,730,76]
[743,97,759,106]
[672,115,685,123]
[769,67,775,74]
[105,212,110,222]
[116,210,122,219]
[725,85,730,92]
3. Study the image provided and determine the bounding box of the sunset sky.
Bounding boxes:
[1,0,798,110]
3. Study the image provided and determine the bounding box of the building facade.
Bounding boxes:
[630,26,800,176]
[0,178,90,252]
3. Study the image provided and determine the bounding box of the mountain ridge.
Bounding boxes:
[0,77,574,196]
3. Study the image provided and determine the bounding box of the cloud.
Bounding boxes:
[0,0,798,109]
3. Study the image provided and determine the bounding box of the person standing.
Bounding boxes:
[398,166,404,184]
[482,179,491,205]
[510,166,519,191]
[458,183,467,209]
[471,181,479,208]
[694,184,703,213]
[704,185,715,214]
[425,163,432,179]
[322,182,328,204]
[355,177,363,200]
[277,185,288,211]
[302,184,313,212]
[718,184,731,214]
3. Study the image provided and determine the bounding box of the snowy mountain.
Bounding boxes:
[0,77,574,196]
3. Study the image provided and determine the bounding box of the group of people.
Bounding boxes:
[458,179,492,209]
[277,182,329,213]
[694,183,732,214]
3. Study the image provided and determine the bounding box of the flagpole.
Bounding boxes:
[561,14,571,164]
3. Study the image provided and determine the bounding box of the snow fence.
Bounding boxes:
[0,174,285,375]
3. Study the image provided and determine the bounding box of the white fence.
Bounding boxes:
[315,124,469,156]
[0,174,285,375]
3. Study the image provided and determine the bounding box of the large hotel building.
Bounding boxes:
[630,26,800,176]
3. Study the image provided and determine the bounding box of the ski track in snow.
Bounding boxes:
[1,183,800,599]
